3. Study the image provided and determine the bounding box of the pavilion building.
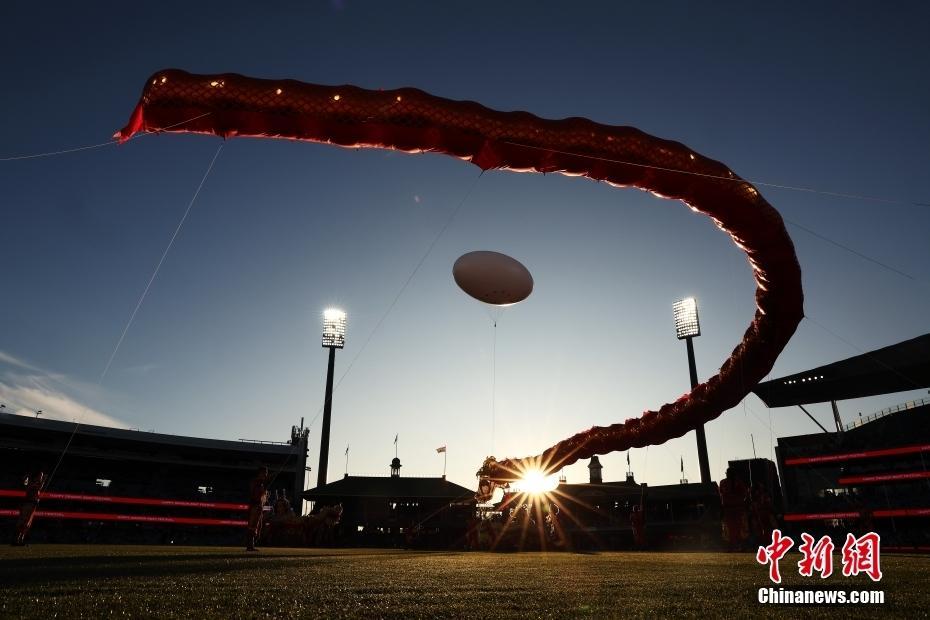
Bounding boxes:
[303,457,475,549]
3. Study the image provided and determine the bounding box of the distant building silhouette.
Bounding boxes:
[588,456,602,484]
[0,412,306,545]
[303,457,474,548]
[495,459,721,551]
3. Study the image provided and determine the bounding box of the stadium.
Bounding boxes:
[4,333,927,553]
[3,5,930,616]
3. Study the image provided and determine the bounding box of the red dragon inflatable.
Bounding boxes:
[117,70,803,496]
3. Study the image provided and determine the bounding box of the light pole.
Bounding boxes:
[317,308,346,488]
[673,297,711,484]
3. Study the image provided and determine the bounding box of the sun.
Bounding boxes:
[513,469,560,495]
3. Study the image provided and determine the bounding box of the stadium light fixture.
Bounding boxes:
[322,308,347,349]
[673,297,711,484]
[318,308,347,488]
[673,297,701,340]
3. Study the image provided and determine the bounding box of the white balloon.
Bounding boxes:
[453,251,533,306]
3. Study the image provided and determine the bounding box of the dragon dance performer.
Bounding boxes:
[719,467,749,552]
[12,469,45,546]
[246,466,270,552]
[630,504,647,549]
[749,483,777,545]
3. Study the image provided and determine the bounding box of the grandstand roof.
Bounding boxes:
[0,411,295,457]
[303,475,474,502]
[753,333,930,407]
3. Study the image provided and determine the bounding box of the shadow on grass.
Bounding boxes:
[0,548,469,586]
[0,551,346,586]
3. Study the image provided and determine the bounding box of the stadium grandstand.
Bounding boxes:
[0,413,309,545]
[754,333,930,552]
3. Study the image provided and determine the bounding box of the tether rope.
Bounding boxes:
[43,141,225,491]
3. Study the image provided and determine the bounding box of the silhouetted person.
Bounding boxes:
[13,470,45,546]
[750,483,776,544]
[630,504,647,549]
[465,515,479,551]
[246,466,270,551]
[719,467,749,551]
[273,491,293,518]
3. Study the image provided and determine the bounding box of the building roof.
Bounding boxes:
[303,475,475,502]
[779,400,929,445]
[0,411,295,457]
[554,480,717,501]
[752,333,930,407]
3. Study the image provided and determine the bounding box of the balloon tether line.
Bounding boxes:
[304,171,483,430]
[491,318,497,456]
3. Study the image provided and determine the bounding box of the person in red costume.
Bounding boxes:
[246,466,270,551]
[719,467,749,551]
[12,469,45,546]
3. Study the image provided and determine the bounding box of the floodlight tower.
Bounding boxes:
[317,308,346,487]
[673,297,712,484]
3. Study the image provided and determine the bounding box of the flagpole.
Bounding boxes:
[344,444,349,477]
[443,449,447,478]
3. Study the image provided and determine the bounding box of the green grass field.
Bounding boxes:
[0,546,926,618]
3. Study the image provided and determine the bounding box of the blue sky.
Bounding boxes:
[1,2,929,492]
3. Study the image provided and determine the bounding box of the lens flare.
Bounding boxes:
[513,469,559,495]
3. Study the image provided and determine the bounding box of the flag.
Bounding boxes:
[345,444,349,456]
[680,456,684,473]
[627,452,631,467]
[394,434,398,444]
[436,446,446,453]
